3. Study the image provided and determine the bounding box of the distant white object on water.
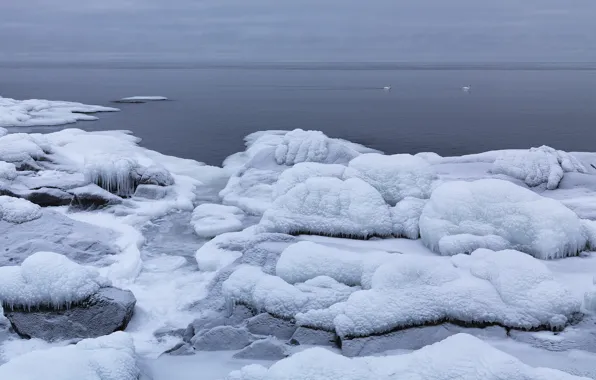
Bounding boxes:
[114,96,169,103]
[462,85,472,93]
[383,86,391,91]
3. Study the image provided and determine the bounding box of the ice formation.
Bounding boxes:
[390,196,427,239]
[0,161,17,180]
[84,154,140,197]
[0,132,48,163]
[346,153,437,204]
[296,249,580,337]
[273,162,348,198]
[0,251,109,309]
[0,96,118,127]
[191,203,245,238]
[274,129,359,166]
[260,177,395,238]
[419,179,590,259]
[0,196,42,224]
[117,96,168,102]
[194,230,253,272]
[225,333,589,380]
[490,146,587,190]
[0,332,139,380]
[220,167,279,215]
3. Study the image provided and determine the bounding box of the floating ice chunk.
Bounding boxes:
[260,177,394,238]
[0,251,109,310]
[115,96,168,103]
[0,332,139,380]
[491,146,587,190]
[191,203,245,238]
[225,333,589,380]
[274,129,359,166]
[0,96,118,127]
[297,249,580,337]
[84,154,140,197]
[0,161,17,181]
[346,153,437,204]
[273,162,348,198]
[419,179,589,259]
[0,196,42,224]
[390,197,427,239]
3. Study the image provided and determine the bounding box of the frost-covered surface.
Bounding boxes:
[0,196,42,224]
[273,162,347,198]
[0,332,139,380]
[0,251,109,309]
[191,203,245,238]
[226,333,590,380]
[491,146,588,190]
[419,179,590,259]
[274,129,359,166]
[0,96,118,127]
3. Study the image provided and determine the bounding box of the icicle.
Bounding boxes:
[84,154,140,197]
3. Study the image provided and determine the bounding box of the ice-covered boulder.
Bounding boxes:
[24,187,74,207]
[0,161,17,181]
[259,177,395,238]
[346,153,437,204]
[490,146,587,190]
[191,203,245,238]
[0,195,42,223]
[0,133,48,164]
[419,179,590,259]
[289,326,337,346]
[273,162,348,198]
[274,129,359,166]
[0,332,139,380]
[138,164,175,186]
[84,154,140,197]
[233,338,288,360]
[133,184,168,200]
[220,167,279,215]
[191,326,254,351]
[225,333,589,380]
[296,249,580,338]
[390,196,427,239]
[246,313,297,339]
[69,184,123,210]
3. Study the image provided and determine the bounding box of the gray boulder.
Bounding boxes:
[4,287,136,341]
[290,327,338,347]
[185,305,254,342]
[162,342,195,356]
[25,187,73,207]
[139,165,174,186]
[69,184,122,210]
[134,184,167,200]
[233,338,288,360]
[246,313,297,340]
[191,326,253,351]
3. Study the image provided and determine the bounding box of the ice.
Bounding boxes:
[117,96,168,102]
[0,196,42,224]
[220,168,280,215]
[84,154,140,197]
[274,129,359,166]
[0,251,109,310]
[225,333,589,380]
[191,203,245,238]
[345,153,437,204]
[0,133,48,163]
[0,162,17,181]
[390,197,427,239]
[490,146,587,190]
[0,332,139,380]
[296,249,580,337]
[419,179,590,259]
[273,163,348,198]
[259,177,395,238]
[0,96,118,127]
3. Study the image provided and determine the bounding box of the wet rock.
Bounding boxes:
[25,187,73,207]
[154,327,187,340]
[290,327,337,347]
[4,287,136,341]
[187,304,255,341]
[247,313,297,340]
[162,342,195,356]
[233,338,288,360]
[139,165,174,186]
[191,326,253,351]
[69,184,122,210]
[134,184,167,200]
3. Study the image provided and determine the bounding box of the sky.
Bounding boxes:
[1,0,595,63]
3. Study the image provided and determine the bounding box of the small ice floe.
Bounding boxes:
[383,86,391,91]
[462,85,472,93]
[113,96,169,104]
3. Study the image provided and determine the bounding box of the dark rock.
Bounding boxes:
[247,313,297,340]
[134,184,167,200]
[233,338,288,360]
[69,184,122,210]
[191,326,253,351]
[188,305,254,340]
[4,287,136,342]
[290,327,338,347]
[162,342,195,356]
[154,327,187,340]
[139,165,174,187]
[510,318,596,353]
[25,187,73,207]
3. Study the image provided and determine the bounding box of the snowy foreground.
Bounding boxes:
[2,115,596,379]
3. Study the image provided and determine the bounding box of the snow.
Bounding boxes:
[220,168,279,215]
[345,153,437,204]
[0,132,48,163]
[390,197,427,239]
[191,203,245,238]
[274,129,359,166]
[84,154,140,197]
[273,162,347,198]
[0,196,42,224]
[0,161,17,180]
[0,251,109,309]
[0,127,6,137]
[419,179,590,259]
[491,146,587,190]
[226,333,590,380]
[0,332,139,380]
[0,96,118,127]
[296,249,580,337]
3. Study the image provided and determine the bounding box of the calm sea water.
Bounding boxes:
[2,65,595,166]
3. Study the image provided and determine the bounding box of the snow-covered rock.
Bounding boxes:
[220,167,280,215]
[273,162,348,198]
[0,96,118,127]
[225,333,589,380]
[274,129,359,166]
[191,203,245,238]
[346,153,437,204]
[289,326,337,346]
[390,196,427,239]
[259,177,394,238]
[0,161,17,181]
[69,184,123,210]
[138,164,175,186]
[0,332,139,380]
[24,187,74,207]
[419,179,590,259]
[84,154,140,197]
[0,133,48,164]
[490,146,587,190]
[296,249,580,337]
[191,326,254,351]
[0,196,42,223]
[233,338,288,360]
[246,313,297,339]
[133,184,168,200]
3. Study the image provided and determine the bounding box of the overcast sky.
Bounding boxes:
[1,0,595,63]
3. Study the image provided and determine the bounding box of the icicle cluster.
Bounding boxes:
[84,154,140,197]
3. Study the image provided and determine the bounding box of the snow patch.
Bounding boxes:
[0,196,42,224]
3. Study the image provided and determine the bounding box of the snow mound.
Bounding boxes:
[0,96,118,127]
[273,162,348,198]
[259,177,394,238]
[0,332,139,380]
[191,203,245,238]
[390,197,427,239]
[419,179,589,259]
[84,154,140,197]
[225,333,588,380]
[346,153,437,204]
[0,161,17,180]
[490,146,587,190]
[296,249,580,337]
[0,196,42,223]
[274,129,359,166]
[0,251,109,309]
